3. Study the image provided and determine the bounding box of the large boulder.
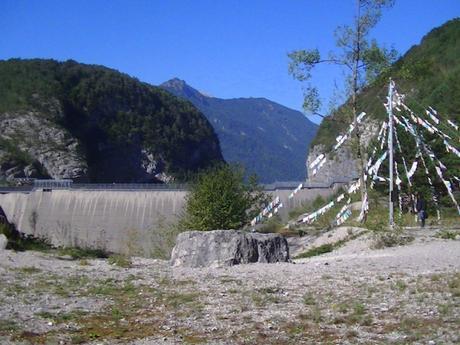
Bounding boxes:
[170,230,290,268]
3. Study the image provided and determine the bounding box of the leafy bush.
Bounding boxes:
[179,164,270,231]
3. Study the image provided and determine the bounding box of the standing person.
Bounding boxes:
[415,193,427,228]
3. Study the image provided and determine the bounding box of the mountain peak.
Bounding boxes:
[161,78,209,102]
[161,77,187,89]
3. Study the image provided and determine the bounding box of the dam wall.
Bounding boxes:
[0,190,187,256]
[0,184,344,256]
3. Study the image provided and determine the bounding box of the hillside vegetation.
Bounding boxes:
[312,18,460,149]
[0,59,223,182]
[309,19,460,206]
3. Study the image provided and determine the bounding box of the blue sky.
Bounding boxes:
[1,0,459,123]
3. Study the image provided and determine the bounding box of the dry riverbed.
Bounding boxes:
[0,228,459,344]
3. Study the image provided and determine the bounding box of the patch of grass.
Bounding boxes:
[295,243,333,259]
[107,254,132,268]
[395,280,408,292]
[182,334,208,344]
[0,319,19,333]
[308,305,323,323]
[372,230,414,249]
[86,279,136,298]
[20,266,42,274]
[251,290,281,308]
[53,275,91,297]
[430,273,442,281]
[353,302,366,316]
[436,230,458,240]
[12,330,49,344]
[294,230,367,259]
[333,301,371,326]
[36,309,89,324]
[58,247,109,260]
[438,303,451,316]
[220,276,242,284]
[334,301,350,314]
[70,335,86,344]
[302,293,316,306]
[447,273,460,297]
[164,291,202,309]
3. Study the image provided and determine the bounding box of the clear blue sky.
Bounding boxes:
[1,0,459,123]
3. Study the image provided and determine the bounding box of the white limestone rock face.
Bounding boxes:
[0,111,88,181]
[140,150,174,183]
[306,119,380,184]
[170,230,290,268]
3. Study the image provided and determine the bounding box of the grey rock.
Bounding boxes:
[0,112,88,180]
[170,230,290,268]
[0,234,7,250]
[307,120,380,184]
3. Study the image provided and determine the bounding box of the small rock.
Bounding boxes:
[0,234,7,250]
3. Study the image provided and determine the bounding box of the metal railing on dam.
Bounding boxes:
[71,183,190,191]
[0,179,351,194]
[0,183,189,193]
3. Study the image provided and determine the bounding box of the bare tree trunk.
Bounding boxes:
[353,0,368,222]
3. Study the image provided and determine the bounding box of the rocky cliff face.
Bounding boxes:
[0,59,224,183]
[0,111,87,181]
[306,120,380,184]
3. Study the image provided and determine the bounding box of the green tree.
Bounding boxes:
[180,164,271,231]
[288,0,397,221]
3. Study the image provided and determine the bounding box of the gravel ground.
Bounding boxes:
[0,227,459,344]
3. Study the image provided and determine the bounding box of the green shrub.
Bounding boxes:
[179,164,270,231]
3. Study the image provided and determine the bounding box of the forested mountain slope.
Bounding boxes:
[0,59,223,183]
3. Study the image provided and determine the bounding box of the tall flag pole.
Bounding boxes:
[388,79,395,228]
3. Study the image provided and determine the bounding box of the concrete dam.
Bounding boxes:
[0,183,342,256]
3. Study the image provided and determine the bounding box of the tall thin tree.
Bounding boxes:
[288,0,397,221]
